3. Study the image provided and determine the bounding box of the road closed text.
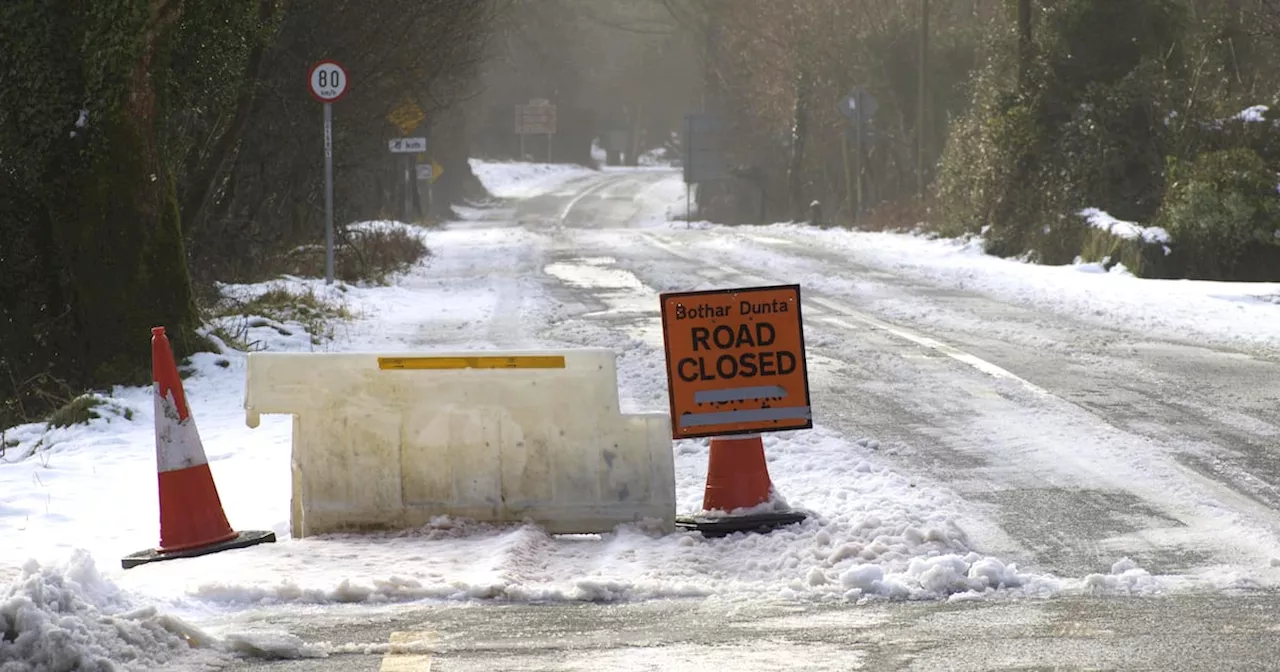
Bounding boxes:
[676,322,798,382]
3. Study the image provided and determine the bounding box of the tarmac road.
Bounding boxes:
[225,590,1280,670]
[228,166,1280,671]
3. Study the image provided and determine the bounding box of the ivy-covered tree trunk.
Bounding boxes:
[1017,0,1034,89]
[0,0,202,425]
[52,0,199,388]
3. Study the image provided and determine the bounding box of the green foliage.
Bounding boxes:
[1037,0,1186,94]
[1156,148,1280,279]
[935,0,1208,270]
[154,1,269,194]
[934,67,1051,258]
[1,0,489,432]
[46,395,106,429]
[0,0,262,428]
[1054,62,1174,224]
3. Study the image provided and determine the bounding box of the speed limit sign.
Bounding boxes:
[310,59,348,286]
[308,60,349,103]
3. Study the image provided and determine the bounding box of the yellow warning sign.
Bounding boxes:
[378,355,566,370]
[388,99,425,135]
[415,160,444,184]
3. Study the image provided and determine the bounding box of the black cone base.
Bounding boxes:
[121,530,276,570]
[674,510,808,538]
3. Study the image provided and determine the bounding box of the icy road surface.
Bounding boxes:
[4,160,1280,670]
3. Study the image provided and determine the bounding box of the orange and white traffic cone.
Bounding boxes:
[675,434,807,537]
[701,434,775,512]
[122,326,275,569]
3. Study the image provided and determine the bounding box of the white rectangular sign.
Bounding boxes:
[388,137,427,153]
[515,104,557,135]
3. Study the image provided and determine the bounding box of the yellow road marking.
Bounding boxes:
[378,631,435,671]
[378,355,566,370]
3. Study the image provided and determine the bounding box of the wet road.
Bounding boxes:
[232,166,1280,671]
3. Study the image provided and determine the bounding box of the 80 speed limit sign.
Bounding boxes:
[308,60,349,103]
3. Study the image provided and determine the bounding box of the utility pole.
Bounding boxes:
[917,0,929,199]
[1018,0,1033,90]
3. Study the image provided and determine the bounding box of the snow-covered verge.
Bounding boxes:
[693,221,1280,350]
[1078,207,1171,245]
[467,158,598,199]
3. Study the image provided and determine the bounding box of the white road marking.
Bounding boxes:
[641,231,1051,397]
[559,176,618,223]
[378,631,435,671]
[813,308,1052,398]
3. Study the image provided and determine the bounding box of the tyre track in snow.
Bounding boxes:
[466,167,1280,578]
[685,227,1280,515]
[615,226,1280,578]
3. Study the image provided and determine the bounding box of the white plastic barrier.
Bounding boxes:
[244,349,675,538]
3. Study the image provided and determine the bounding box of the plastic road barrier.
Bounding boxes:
[244,349,676,538]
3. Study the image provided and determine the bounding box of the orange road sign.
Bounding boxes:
[659,284,812,440]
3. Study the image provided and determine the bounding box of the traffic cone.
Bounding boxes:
[701,435,775,512]
[122,327,275,569]
[675,434,808,538]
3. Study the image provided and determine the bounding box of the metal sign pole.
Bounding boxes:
[404,155,413,221]
[308,59,348,285]
[324,101,334,285]
[855,91,864,227]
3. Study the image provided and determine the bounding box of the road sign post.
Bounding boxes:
[682,113,730,222]
[515,99,557,163]
[388,138,426,222]
[309,60,349,285]
[839,87,878,227]
[660,284,812,536]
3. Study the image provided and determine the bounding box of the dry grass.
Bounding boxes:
[282,226,430,286]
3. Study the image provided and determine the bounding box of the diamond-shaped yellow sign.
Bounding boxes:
[388,99,425,135]
[416,159,444,184]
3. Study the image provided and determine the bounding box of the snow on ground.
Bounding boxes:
[466,158,598,199]
[696,222,1280,350]
[1237,104,1269,123]
[629,175,694,227]
[2,161,1278,667]
[1077,207,1171,245]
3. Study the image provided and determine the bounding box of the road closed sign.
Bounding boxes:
[659,284,812,439]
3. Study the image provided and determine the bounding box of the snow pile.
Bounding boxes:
[631,177,694,227]
[1078,207,1171,245]
[638,146,674,166]
[344,219,426,241]
[95,427,1191,609]
[0,551,226,671]
[467,159,597,199]
[1072,259,1135,276]
[1237,104,1269,123]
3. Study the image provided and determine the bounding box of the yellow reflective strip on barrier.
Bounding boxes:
[378,355,567,370]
